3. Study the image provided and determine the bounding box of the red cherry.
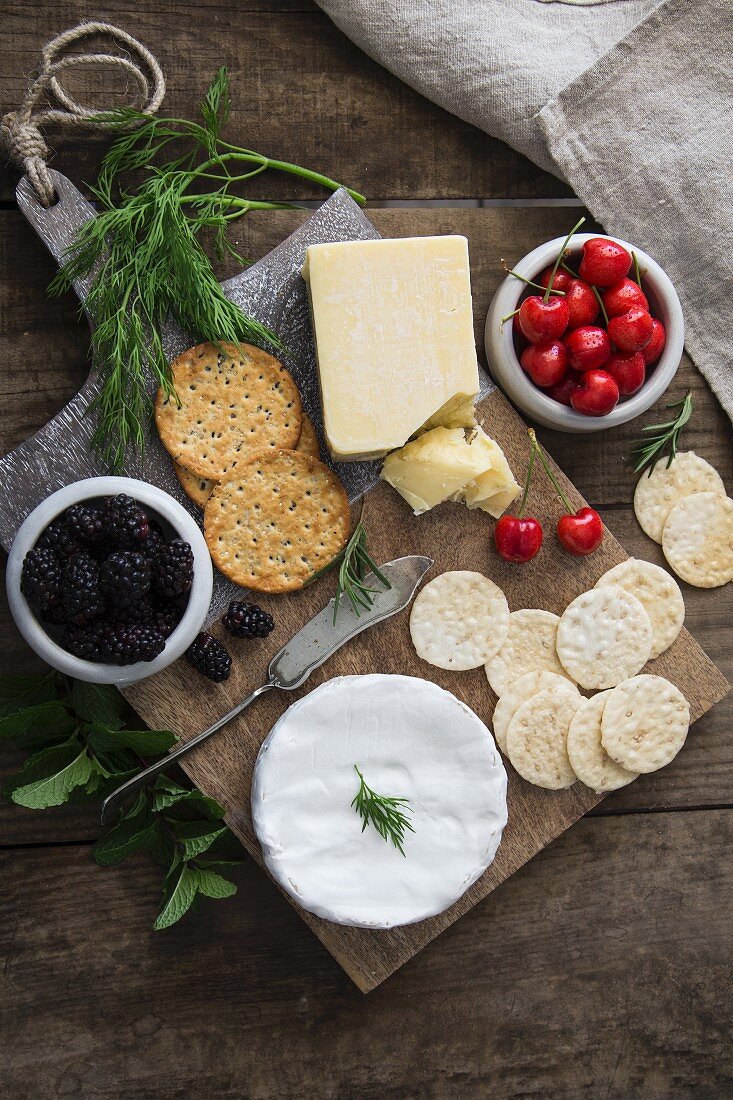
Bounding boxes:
[564,325,612,372]
[602,278,649,317]
[546,369,583,407]
[579,238,632,287]
[606,350,646,396]
[642,318,666,365]
[538,266,572,293]
[520,341,568,388]
[518,295,570,343]
[495,514,543,563]
[556,507,604,556]
[571,369,620,416]
[565,278,599,328]
[607,307,654,352]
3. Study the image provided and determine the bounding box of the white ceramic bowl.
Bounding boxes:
[484,233,684,432]
[6,477,213,685]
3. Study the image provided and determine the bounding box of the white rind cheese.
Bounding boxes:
[302,236,480,461]
[251,674,508,928]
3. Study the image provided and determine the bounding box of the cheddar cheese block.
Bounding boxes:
[303,236,480,461]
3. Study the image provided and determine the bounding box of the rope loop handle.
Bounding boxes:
[0,22,165,207]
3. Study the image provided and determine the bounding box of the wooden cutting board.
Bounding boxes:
[125,388,729,993]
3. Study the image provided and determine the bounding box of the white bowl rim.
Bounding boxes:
[484,232,685,433]
[6,476,213,685]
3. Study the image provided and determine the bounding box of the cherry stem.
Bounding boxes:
[592,286,609,325]
[500,307,520,329]
[560,259,576,277]
[501,261,565,296]
[632,250,643,288]
[528,428,575,514]
[543,217,586,303]
[518,439,537,518]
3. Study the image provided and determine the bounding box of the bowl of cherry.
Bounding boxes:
[484,232,684,432]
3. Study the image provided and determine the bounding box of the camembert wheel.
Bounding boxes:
[251,674,508,928]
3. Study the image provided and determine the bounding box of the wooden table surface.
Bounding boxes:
[1,6,731,1097]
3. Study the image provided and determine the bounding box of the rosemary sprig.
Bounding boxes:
[630,391,694,475]
[333,518,391,624]
[49,68,364,472]
[351,765,414,856]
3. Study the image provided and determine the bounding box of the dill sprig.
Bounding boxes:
[630,391,694,476]
[49,68,365,472]
[351,765,415,856]
[333,517,391,623]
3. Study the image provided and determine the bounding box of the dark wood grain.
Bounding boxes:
[1,809,730,1098]
[0,3,570,203]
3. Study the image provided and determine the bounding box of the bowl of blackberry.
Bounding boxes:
[6,477,214,684]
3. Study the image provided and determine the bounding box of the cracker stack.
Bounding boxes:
[156,342,350,593]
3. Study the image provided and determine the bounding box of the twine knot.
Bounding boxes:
[0,22,165,207]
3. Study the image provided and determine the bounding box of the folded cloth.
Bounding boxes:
[317,0,733,423]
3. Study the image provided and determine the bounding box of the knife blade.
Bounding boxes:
[101,554,433,823]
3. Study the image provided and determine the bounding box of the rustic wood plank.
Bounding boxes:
[0,4,569,204]
[124,387,728,991]
[1,810,730,1096]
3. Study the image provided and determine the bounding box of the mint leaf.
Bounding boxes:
[70,681,124,729]
[0,701,75,747]
[153,787,224,820]
[5,740,93,808]
[0,673,57,718]
[88,725,176,755]
[170,820,227,859]
[154,864,198,930]
[193,868,237,900]
[146,821,177,869]
[94,812,156,866]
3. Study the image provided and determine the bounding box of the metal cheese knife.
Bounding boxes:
[100,554,432,824]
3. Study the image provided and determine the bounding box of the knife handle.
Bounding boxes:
[100,681,276,825]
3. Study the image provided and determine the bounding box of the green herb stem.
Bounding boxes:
[630,391,693,475]
[351,765,414,856]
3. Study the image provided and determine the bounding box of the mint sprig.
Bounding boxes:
[0,673,241,929]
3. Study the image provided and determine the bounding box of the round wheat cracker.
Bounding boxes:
[173,413,319,509]
[409,571,509,671]
[492,671,579,755]
[566,691,638,793]
[662,492,733,588]
[633,451,725,543]
[595,558,685,658]
[155,341,302,481]
[505,684,581,789]
[484,609,574,695]
[556,586,652,690]
[204,448,349,593]
[601,674,690,773]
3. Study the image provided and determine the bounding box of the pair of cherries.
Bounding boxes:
[515,237,666,416]
[495,430,603,562]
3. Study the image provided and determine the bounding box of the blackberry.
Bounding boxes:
[37,519,81,560]
[63,552,104,626]
[20,547,62,609]
[65,503,105,549]
[145,521,166,558]
[185,633,232,682]
[40,602,69,626]
[100,550,152,609]
[151,600,182,639]
[223,600,274,640]
[153,539,194,600]
[103,494,150,549]
[100,623,166,665]
[63,622,103,661]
